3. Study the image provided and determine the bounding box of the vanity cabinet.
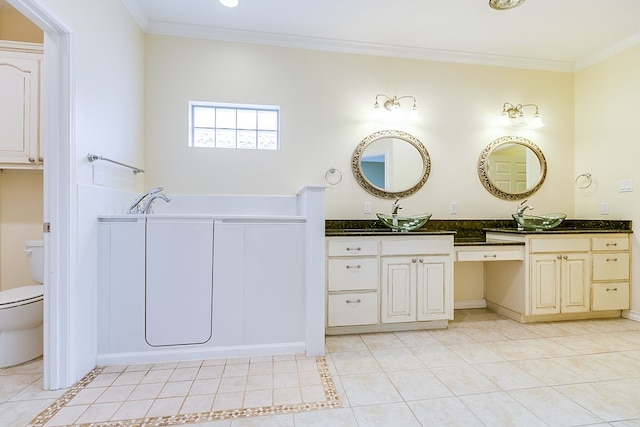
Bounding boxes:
[326,234,454,334]
[0,43,43,168]
[485,232,630,322]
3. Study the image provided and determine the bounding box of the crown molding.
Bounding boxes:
[145,20,576,73]
[120,0,148,31]
[575,32,640,71]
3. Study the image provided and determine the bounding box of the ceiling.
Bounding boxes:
[4,0,639,72]
[121,0,640,72]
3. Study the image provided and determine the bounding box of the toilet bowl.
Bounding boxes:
[0,240,44,368]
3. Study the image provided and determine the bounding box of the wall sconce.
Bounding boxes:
[489,0,526,10]
[374,94,419,120]
[219,0,239,7]
[497,102,544,128]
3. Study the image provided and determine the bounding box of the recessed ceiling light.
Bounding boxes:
[219,0,239,7]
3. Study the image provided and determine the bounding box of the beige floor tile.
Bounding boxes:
[554,354,636,381]
[159,380,193,398]
[361,332,406,349]
[191,377,221,395]
[7,377,66,401]
[66,386,106,405]
[339,373,403,406]
[556,382,640,422]
[325,335,367,352]
[430,365,500,395]
[298,369,322,386]
[273,360,298,374]
[509,387,604,426]
[74,401,121,424]
[180,394,214,414]
[178,360,204,369]
[140,368,174,383]
[329,350,382,375]
[243,389,272,407]
[111,370,146,386]
[455,326,510,342]
[146,396,185,417]
[352,402,421,427]
[246,374,273,391]
[473,361,545,390]
[128,381,164,400]
[212,391,244,411]
[171,367,200,381]
[300,385,325,403]
[111,398,154,420]
[371,347,424,371]
[386,368,453,401]
[42,404,87,426]
[223,363,249,377]
[1,357,44,376]
[460,391,548,427]
[229,413,294,427]
[549,335,613,354]
[446,342,507,364]
[273,372,299,388]
[296,358,318,372]
[408,396,485,427]
[218,376,247,393]
[393,329,441,347]
[0,373,41,402]
[95,384,135,403]
[410,344,466,367]
[247,361,273,376]
[197,365,225,379]
[429,328,477,344]
[293,407,358,426]
[512,358,589,386]
[273,387,302,405]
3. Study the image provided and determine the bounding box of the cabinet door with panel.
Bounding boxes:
[417,255,451,321]
[381,256,416,323]
[530,253,589,315]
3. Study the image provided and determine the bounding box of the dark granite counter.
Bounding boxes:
[326,218,632,244]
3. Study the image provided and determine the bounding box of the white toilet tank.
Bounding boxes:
[25,240,44,284]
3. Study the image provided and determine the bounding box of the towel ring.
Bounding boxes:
[575,173,592,189]
[325,168,343,185]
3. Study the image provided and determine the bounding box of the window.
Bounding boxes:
[189,101,279,150]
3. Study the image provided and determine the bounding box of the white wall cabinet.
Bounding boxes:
[327,234,454,334]
[0,43,43,168]
[485,232,630,322]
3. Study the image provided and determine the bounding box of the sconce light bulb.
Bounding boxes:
[497,111,511,126]
[408,106,419,121]
[530,113,545,128]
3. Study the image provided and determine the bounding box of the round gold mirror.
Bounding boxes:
[352,130,431,199]
[478,136,547,200]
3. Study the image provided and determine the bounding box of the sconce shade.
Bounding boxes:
[219,0,239,7]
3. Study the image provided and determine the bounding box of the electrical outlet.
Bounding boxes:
[450,202,457,214]
[600,202,609,215]
[364,201,372,214]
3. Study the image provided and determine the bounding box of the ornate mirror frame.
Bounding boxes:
[351,129,431,199]
[477,135,547,201]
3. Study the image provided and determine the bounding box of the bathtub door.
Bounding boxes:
[145,217,214,347]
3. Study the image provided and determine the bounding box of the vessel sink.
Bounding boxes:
[512,213,567,230]
[376,213,432,232]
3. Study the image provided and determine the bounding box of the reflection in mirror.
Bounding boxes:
[478,136,546,200]
[352,130,430,199]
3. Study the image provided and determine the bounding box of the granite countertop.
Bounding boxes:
[325,218,632,245]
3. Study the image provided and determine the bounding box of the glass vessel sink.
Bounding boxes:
[512,213,567,230]
[376,213,432,232]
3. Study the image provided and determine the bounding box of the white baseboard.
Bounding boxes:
[454,299,487,310]
[622,310,640,323]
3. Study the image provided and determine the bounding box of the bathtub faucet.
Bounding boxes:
[126,187,167,214]
[142,193,171,214]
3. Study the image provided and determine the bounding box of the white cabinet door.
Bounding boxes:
[417,256,451,321]
[561,253,589,313]
[381,257,416,323]
[0,49,41,166]
[530,253,588,315]
[145,218,214,347]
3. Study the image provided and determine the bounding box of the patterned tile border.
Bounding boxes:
[28,357,340,427]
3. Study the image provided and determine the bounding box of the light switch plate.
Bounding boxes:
[600,202,609,215]
[618,179,633,192]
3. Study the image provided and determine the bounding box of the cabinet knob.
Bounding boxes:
[38,157,44,163]
[345,299,362,304]
[345,264,361,270]
[557,255,562,260]
[28,157,35,163]
[412,258,417,263]
[562,255,568,260]
[419,258,424,263]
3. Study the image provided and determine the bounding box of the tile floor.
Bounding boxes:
[1,309,640,426]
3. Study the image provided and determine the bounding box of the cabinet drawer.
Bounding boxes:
[381,237,451,256]
[591,282,629,311]
[592,236,629,251]
[327,292,378,327]
[327,239,378,257]
[456,247,524,262]
[529,237,590,253]
[592,253,629,281]
[328,258,378,291]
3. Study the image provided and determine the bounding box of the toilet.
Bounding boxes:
[0,240,44,368]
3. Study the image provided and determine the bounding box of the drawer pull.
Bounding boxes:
[346,247,362,252]
[484,254,497,258]
[412,258,417,263]
[557,255,562,260]
[345,298,362,304]
[606,243,618,247]
[606,258,618,262]
[345,264,362,270]
[606,287,618,292]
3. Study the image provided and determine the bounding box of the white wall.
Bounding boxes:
[575,44,640,318]
[143,35,575,220]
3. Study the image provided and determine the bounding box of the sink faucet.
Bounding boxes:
[392,197,403,215]
[142,193,171,214]
[126,187,166,214]
[516,199,534,216]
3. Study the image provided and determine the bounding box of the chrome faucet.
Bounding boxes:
[126,187,166,214]
[516,199,534,216]
[141,193,171,214]
[392,197,403,215]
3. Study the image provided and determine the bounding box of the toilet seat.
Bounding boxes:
[0,285,44,310]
